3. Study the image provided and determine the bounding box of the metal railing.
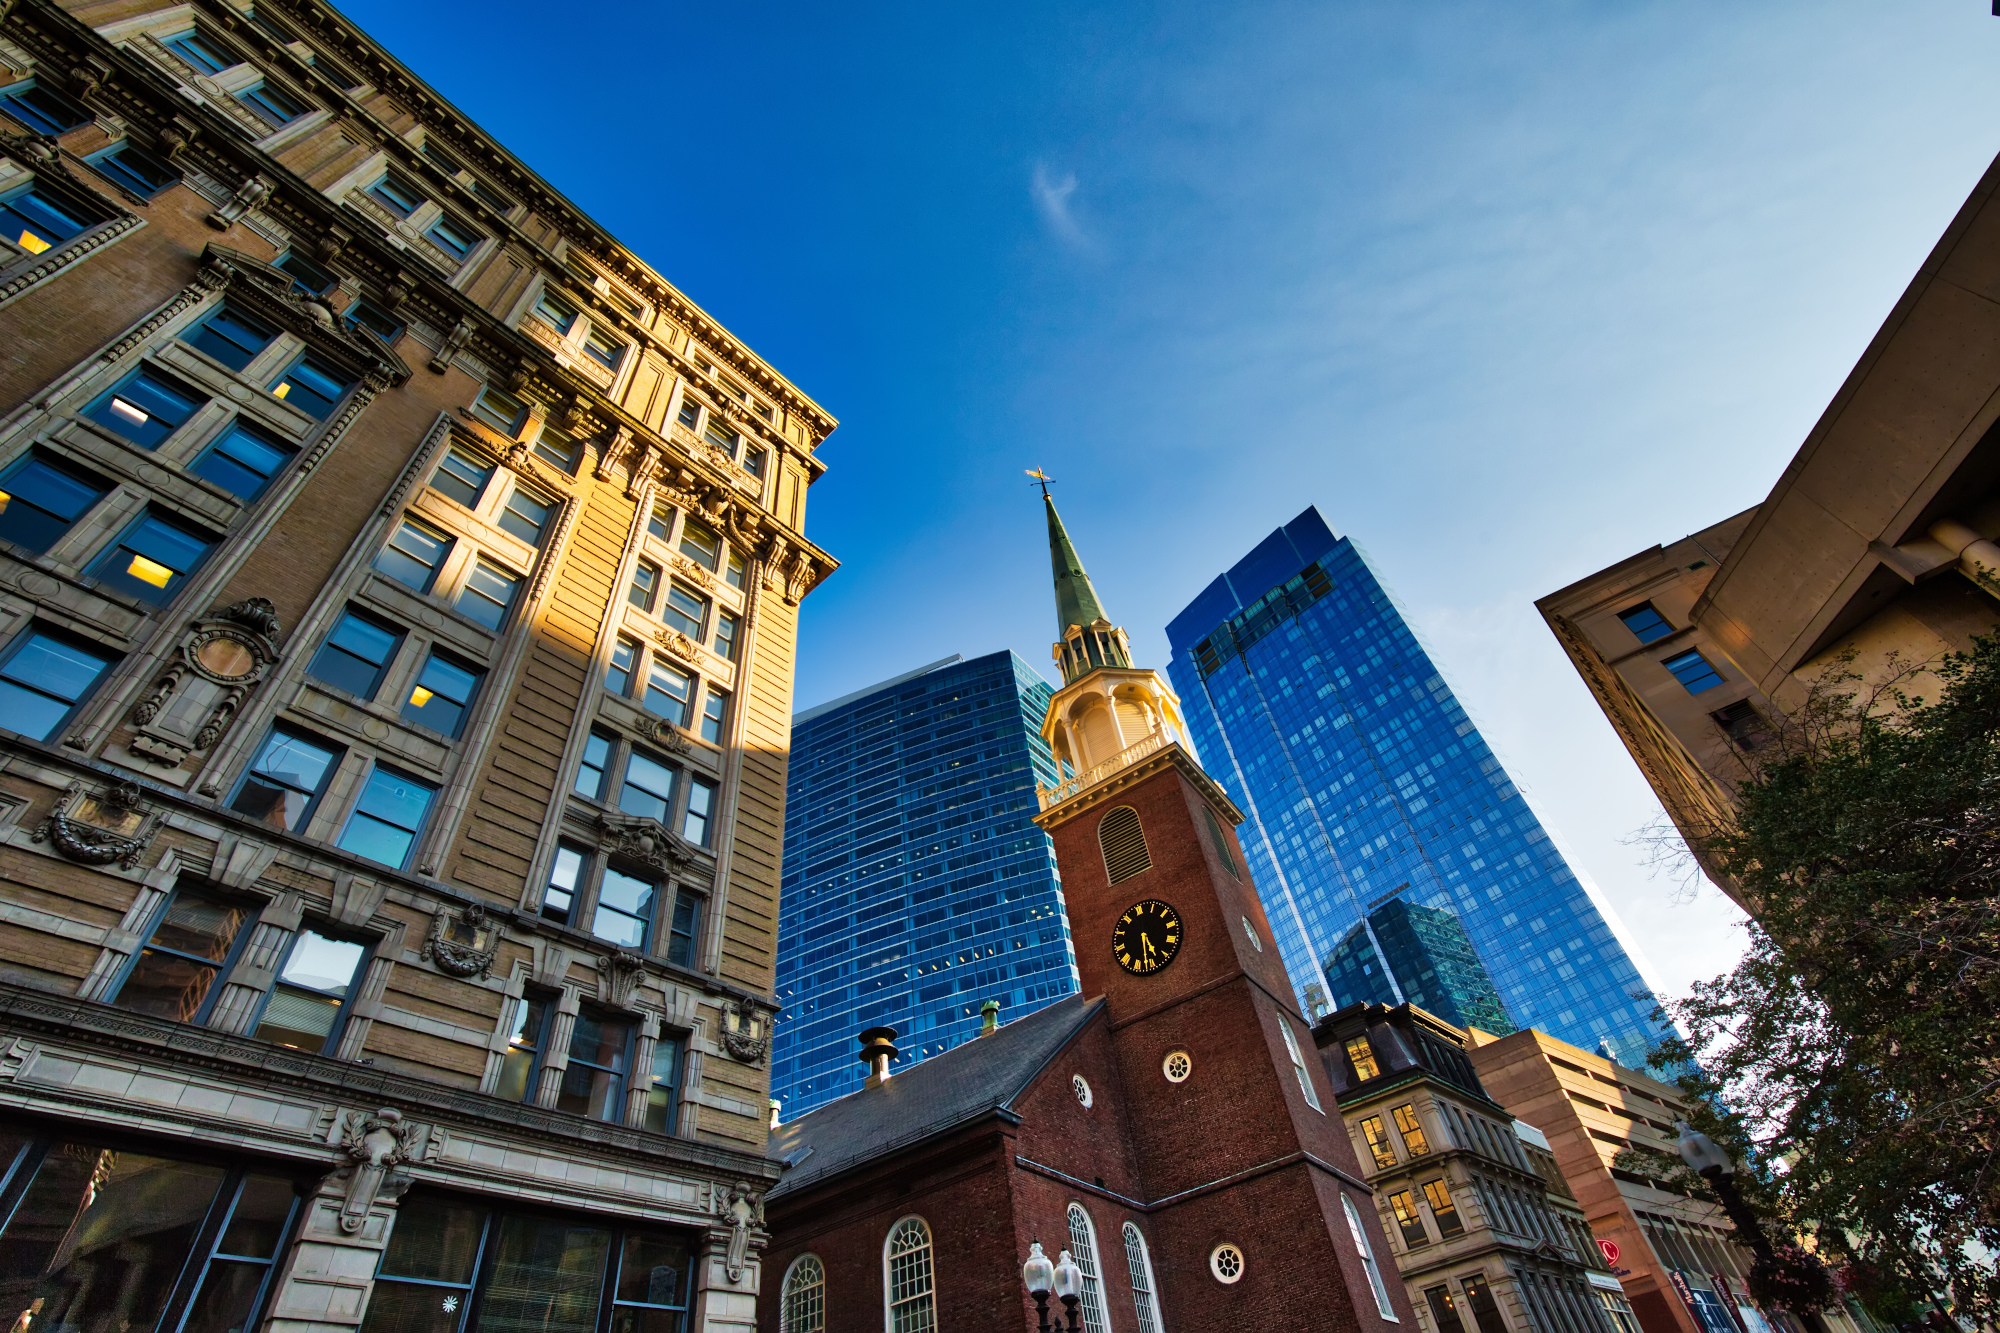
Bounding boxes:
[1036,730,1170,810]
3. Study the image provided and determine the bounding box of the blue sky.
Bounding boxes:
[341,0,2000,1001]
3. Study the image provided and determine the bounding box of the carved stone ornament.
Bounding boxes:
[597,949,647,1008]
[719,999,770,1067]
[595,811,691,874]
[31,780,159,870]
[420,900,500,979]
[655,628,704,665]
[337,1107,421,1234]
[715,1181,765,1283]
[128,599,283,770]
[631,714,691,755]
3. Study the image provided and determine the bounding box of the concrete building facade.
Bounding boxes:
[0,1,835,1330]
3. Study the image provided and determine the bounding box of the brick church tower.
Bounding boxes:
[1028,486,1418,1330]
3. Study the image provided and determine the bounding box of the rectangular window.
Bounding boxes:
[1359,1116,1398,1170]
[0,628,112,741]
[543,844,588,925]
[0,453,107,554]
[230,726,341,830]
[682,776,717,848]
[725,549,746,590]
[337,764,436,869]
[592,868,654,950]
[662,583,706,640]
[498,487,552,544]
[431,447,494,508]
[533,289,578,337]
[558,1008,632,1121]
[190,419,297,499]
[647,503,674,541]
[678,519,720,570]
[471,384,527,435]
[456,557,522,631]
[582,326,625,372]
[667,890,700,967]
[1280,1019,1323,1111]
[742,445,766,479]
[703,417,738,453]
[575,731,613,800]
[111,884,251,1025]
[618,749,677,823]
[367,173,424,218]
[1,81,90,134]
[644,659,694,726]
[88,142,178,198]
[712,610,739,660]
[402,651,483,738]
[268,353,352,420]
[1427,1287,1470,1333]
[497,992,553,1103]
[253,927,367,1052]
[183,304,278,372]
[676,397,702,432]
[606,637,637,696]
[276,250,337,295]
[165,29,233,73]
[307,607,403,699]
[86,509,214,605]
[1711,698,1770,752]
[643,1036,683,1133]
[1662,648,1725,695]
[1388,1190,1430,1247]
[1461,1276,1511,1333]
[1618,602,1673,644]
[1393,1104,1431,1156]
[1423,1180,1465,1237]
[426,215,478,261]
[699,687,728,744]
[1346,1035,1381,1080]
[532,426,580,473]
[0,185,90,254]
[86,365,205,448]
[377,516,453,592]
[346,299,404,344]
[628,559,659,611]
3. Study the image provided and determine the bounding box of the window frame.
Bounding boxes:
[306,605,406,701]
[85,141,180,200]
[496,989,556,1104]
[104,880,259,1028]
[0,79,91,135]
[249,922,373,1055]
[1661,647,1725,695]
[0,451,109,557]
[335,760,438,870]
[229,724,344,832]
[1063,1201,1112,1333]
[882,1215,937,1333]
[1121,1222,1162,1333]
[400,646,484,739]
[780,1252,826,1333]
[555,1003,636,1122]
[189,416,300,501]
[84,505,217,606]
[1344,1193,1401,1321]
[84,362,207,450]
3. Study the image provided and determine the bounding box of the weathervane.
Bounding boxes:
[1025,467,1054,500]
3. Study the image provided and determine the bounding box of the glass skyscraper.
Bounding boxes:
[772,650,1079,1117]
[1164,507,1669,1065]
[1323,898,1515,1036]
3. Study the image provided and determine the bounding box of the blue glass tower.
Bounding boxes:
[772,650,1079,1117]
[1164,507,1669,1066]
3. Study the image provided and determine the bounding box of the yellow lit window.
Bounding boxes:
[408,685,434,707]
[1394,1104,1431,1156]
[15,229,51,254]
[271,381,291,400]
[1346,1036,1381,1081]
[1359,1116,1398,1169]
[127,554,173,588]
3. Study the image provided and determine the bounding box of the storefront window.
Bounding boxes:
[361,1195,695,1333]
[0,1132,299,1333]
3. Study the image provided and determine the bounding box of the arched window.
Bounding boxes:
[1122,1222,1163,1333]
[1065,1202,1113,1333]
[884,1216,936,1332]
[781,1254,825,1333]
[1343,1193,1400,1321]
[1098,806,1151,884]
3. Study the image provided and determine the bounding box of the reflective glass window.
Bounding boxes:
[190,419,297,499]
[533,289,578,337]
[643,659,693,726]
[592,868,653,950]
[575,731,613,800]
[497,993,553,1103]
[426,215,478,261]
[402,651,482,738]
[618,750,676,823]
[606,637,637,697]
[543,844,587,926]
[0,185,88,254]
[229,726,341,831]
[377,516,452,592]
[642,1037,682,1134]
[182,305,278,373]
[337,765,435,869]
[253,927,367,1052]
[368,175,424,218]
[498,488,551,545]
[1662,648,1725,695]
[0,82,88,133]
[532,426,580,473]
[85,509,213,605]
[268,353,352,420]
[661,583,705,640]
[712,611,738,660]
[699,688,728,744]
[557,1009,631,1122]
[110,885,250,1026]
[85,365,204,449]
[678,519,719,570]
[682,777,716,848]
[0,453,106,554]
[471,385,527,435]
[666,889,699,967]
[165,29,232,73]
[0,628,112,741]
[456,557,521,631]
[347,299,405,344]
[628,560,658,611]
[88,143,178,198]
[431,448,492,508]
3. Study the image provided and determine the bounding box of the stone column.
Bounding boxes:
[535,989,581,1108]
[262,1172,404,1333]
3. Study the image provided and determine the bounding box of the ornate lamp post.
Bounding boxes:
[1053,1249,1085,1331]
[1024,1241,1057,1332]
[1675,1121,1832,1333]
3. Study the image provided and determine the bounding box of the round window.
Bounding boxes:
[1072,1074,1093,1109]
[1242,916,1263,951]
[1163,1050,1193,1083]
[1210,1242,1245,1284]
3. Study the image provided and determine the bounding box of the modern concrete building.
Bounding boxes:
[1165,506,1668,1066]
[771,649,1077,1119]
[1317,1002,1630,1333]
[1537,145,2000,898]
[0,0,836,1329]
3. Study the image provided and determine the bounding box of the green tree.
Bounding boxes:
[1645,640,2000,1322]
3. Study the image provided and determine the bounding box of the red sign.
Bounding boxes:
[1598,1239,1621,1266]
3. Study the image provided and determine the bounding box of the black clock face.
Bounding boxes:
[1113,899,1183,976]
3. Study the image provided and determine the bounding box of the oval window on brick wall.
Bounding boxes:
[1099,806,1151,885]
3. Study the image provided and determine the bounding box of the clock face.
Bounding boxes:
[1113,899,1183,976]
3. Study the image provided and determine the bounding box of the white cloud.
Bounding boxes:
[1031,162,1089,250]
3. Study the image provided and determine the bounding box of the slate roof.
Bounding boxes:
[768,995,1103,1198]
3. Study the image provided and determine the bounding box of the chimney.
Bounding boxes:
[979,998,1001,1036]
[858,1025,899,1088]
[768,1098,781,1130]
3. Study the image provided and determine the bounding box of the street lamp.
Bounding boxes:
[1023,1242,1056,1332]
[1054,1250,1084,1331]
[1675,1121,1830,1333]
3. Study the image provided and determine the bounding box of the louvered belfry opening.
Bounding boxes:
[1099,806,1152,884]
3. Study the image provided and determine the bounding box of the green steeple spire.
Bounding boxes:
[1046,493,1110,636]
[1037,486,1133,684]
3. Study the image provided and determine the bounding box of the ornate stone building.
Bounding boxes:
[0,0,835,1330]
